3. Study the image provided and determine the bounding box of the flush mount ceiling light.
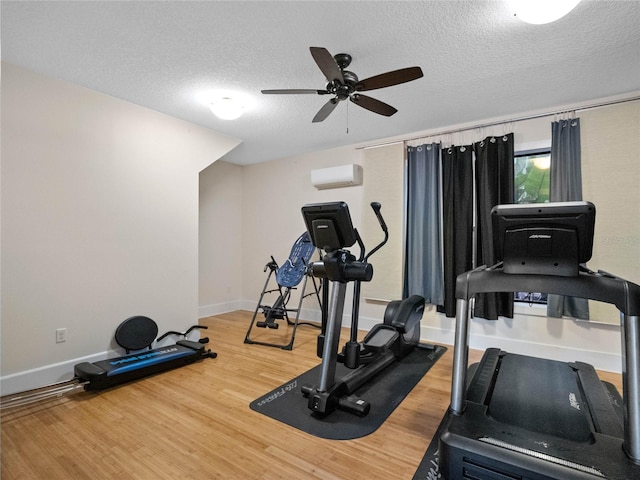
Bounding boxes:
[512,0,581,24]
[197,90,250,120]
[209,96,245,120]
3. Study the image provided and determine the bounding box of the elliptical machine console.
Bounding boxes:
[300,201,425,417]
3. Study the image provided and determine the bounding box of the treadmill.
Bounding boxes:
[438,201,640,480]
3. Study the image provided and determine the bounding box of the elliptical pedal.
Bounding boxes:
[362,325,399,354]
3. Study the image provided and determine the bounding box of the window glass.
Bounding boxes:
[514,149,550,305]
[515,151,550,203]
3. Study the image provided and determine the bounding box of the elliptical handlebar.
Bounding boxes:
[370,202,387,233]
[365,202,389,262]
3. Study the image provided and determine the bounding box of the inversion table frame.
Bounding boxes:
[244,267,322,350]
[244,232,322,350]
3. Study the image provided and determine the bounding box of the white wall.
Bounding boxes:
[200,95,640,373]
[240,146,366,319]
[1,63,241,394]
[199,160,244,316]
[581,101,640,321]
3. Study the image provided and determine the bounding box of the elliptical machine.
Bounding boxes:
[300,201,425,417]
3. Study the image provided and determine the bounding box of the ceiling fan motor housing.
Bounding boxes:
[328,70,359,100]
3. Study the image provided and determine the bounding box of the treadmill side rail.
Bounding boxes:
[622,313,640,462]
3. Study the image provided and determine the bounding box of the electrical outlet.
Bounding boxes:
[56,328,67,343]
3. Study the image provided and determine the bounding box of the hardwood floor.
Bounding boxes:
[1,311,623,480]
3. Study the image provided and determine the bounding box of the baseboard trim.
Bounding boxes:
[199,300,323,325]
[3,308,622,396]
[317,311,623,373]
[0,350,117,396]
[198,300,244,318]
[419,324,622,373]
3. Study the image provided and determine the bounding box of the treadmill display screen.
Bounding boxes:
[491,201,595,276]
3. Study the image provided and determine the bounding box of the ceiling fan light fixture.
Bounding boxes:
[512,0,581,24]
[209,96,245,120]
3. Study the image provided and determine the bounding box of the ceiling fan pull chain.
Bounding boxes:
[344,99,349,134]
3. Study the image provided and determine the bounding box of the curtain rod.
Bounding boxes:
[358,94,640,150]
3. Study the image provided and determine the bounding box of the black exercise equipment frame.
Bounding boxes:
[244,258,323,350]
[75,320,217,391]
[300,201,426,417]
[443,264,640,478]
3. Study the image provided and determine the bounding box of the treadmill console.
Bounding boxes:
[491,201,595,276]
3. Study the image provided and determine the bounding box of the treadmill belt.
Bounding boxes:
[488,354,592,442]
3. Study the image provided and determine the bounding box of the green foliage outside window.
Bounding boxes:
[515,153,550,204]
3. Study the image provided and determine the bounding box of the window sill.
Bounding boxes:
[513,302,548,318]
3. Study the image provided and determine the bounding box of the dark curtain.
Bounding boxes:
[473,134,515,320]
[547,118,589,319]
[440,145,474,317]
[404,143,444,304]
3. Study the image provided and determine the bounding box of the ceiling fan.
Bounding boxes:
[261,47,424,123]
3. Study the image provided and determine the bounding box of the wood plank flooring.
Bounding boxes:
[1,311,623,479]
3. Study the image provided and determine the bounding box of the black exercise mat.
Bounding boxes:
[412,363,477,480]
[250,344,446,440]
[412,411,450,480]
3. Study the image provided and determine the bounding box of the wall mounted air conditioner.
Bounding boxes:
[311,164,363,189]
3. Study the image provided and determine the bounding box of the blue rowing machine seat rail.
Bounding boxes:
[74,316,216,391]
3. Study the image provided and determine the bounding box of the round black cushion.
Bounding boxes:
[115,316,158,351]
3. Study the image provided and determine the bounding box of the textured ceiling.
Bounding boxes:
[2,1,639,165]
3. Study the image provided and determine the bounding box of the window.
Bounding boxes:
[515,148,550,204]
[514,148,551,305]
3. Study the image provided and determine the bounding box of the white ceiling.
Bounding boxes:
[2,1,639,166]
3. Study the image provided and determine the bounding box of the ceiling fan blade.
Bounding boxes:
[312,98,339,123]
[350,94,397,117]
[356,66,424,91]
[309,47,344,84]
[261,89,328,95]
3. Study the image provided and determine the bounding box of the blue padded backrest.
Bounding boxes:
[276,232,316,288]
